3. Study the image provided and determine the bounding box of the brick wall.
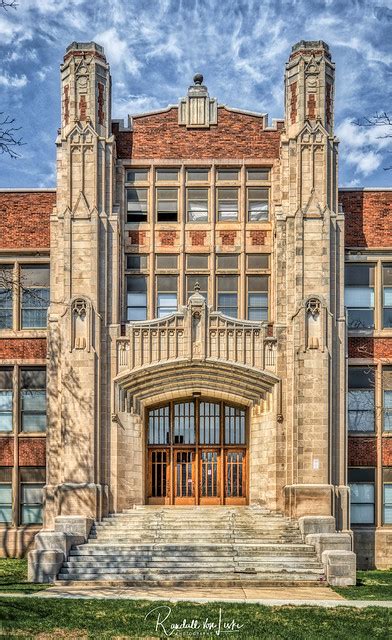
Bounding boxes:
[348,437,377,466]
[0,438,13,465]
[382,439,392,466]
[348,338,392,360]
[114,107,281,160]
[340,190,392,248]
[0,191,54,249]
[0,339,47,359]
[19,438,46,466]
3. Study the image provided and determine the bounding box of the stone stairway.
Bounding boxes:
[56,506,327,586]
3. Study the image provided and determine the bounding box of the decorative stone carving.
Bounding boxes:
[71,298,91,351]
[178,74,218,129]
[305,297,322,350]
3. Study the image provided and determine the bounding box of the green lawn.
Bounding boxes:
[0,597,391,639]
[0,558,49,594]
[334,569,392,601]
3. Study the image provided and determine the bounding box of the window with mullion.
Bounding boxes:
[348,367,375,432]
[20,467,45,525]
[20,368,47,433]
[126,275,147,321]
[187,188,208,222]
[217,275,238,318]
[383,481,392,524]
[0,265,13,329]
[20,265,50,329]
[247,187,269,221]
[156,188,178,222]
[0,467,12,524]
[345,264,375,330]
[126,188,148,223]
[383,367,392,432]
[247,275,268,321]
[0,368,13,433]
[217,188,238,221]
[348,468,375,525]
[382,264,392,329]
[157,275,178,318]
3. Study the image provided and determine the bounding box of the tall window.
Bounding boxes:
[345,264,375,330]
[217,275,238,318]
[156,188,178,222]
[217,188,238,221]
[348,367,375,432]
[382,264,392,328]
[383,468,392,524]
[0,368,13,432]
[247,188,269,221]
[126,188,148,223]
[0,265,13,329]
[348,468,375,525]
[126,275,147,321]
[20,265,50,329]
[247,276,268,321]
[0,468,12,524]
[20,467,45,525]
[187,188,208,222]
[157,275,178,317]
[383,367,392,432]
[20,368,47,433]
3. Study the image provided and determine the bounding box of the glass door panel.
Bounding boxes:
[200,449,220,504]
[225,449,247,504]
[148,449,170,504]
[174,450,196,504]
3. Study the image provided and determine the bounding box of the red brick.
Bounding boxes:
[0,192,54,249]
[18,438,46,466]
[0,437,13,465]
[250,230,267,246]
[189,231,206,247]
[159,231,177,246]
[382,439,392,466]
[0,339,47,360]
[340,190,392,248]
[219,231,236,246]
[128,231,146,246]
[114,107,281,160]
[348,338,392,360]
[348,437,377,466]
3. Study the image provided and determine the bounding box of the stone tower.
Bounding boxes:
[45,43,116,526]
[276,41,348,528]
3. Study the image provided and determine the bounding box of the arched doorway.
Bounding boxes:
[146,398,248,505]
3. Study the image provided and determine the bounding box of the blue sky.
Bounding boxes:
[0,0,391,188]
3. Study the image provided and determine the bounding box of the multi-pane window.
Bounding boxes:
[126,188,148,223]
[156,188,178,222]
[217,169,239,181]
[349,468,375,525]
[20,265,50,329]
[126,275,147,321]
[126,169,149,182]
[247,188,269,221]
[187,168,209,182]
[216,254,238,271]
[156,169,179,181]
[217,188,238,221]
[348,367,375,432]
[383,367,392,432]
[20,467,45,525]
[20,368,47,433]
[186,275,208,301]
[345,264,375,330]
[382,264,392,328]
[0,265,13,329]
[383,468,392,524]
[217,275,238,318]
[186,254,209,270]
[157,275,178,317]
[247,168,270,181]
[156,254,178,270]
[126,254,148,270]
[0,468,12,524]
[247,276,268,321]
[247,254,269,270]
[0,368,13,432]
[187,188,209,222]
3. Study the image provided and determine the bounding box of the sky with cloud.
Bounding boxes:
[0,0,391,188]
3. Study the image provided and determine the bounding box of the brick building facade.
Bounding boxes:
[0,40,391,573]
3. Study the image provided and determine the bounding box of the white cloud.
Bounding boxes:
[336,118,392,176]
[0,72,28,88]
[94,27,141,75]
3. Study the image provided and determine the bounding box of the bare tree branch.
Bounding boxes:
[0,112,24,159]
[0,1,18,9]
[354,112,392,170]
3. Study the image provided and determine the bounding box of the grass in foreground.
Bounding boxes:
[334,569,392,601]
[0,559,49,594]
[0,597,391,639]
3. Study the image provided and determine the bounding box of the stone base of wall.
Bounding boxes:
[284,484,334,518]
[44,482,107,529]
[352,527,392,569]
[375,528,392,569]
[0,527,39,558]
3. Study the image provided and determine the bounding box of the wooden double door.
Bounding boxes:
[147,399,247,505]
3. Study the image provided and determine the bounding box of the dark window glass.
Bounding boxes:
[247,187,269,221]
[157,275,177,317]
[186,275,208,302]
[247,254,269,270]
[348,468,375,525]
[126,275,147,321]
[174,402,195,444]
[0,265,13,329]
[345,264,375,330]
[383,367,392,432]
[0,368,13,432]
[20,368,46,433]
[216,254,238,271]
[247,275,268,321]
[383,264,392,328]
[217,169,239,181]
[126,169,149,182]
[20,266,50,329]
[186,168,209,181]
[217,275,238,318]
[156,169,179,181]
[186,254,209,270]
[126,188,148,223]
[156,255,178,270]
[156,188,178,222]
[348,367,375,432]
[247,168,270,181]
[148,405,170,444]
[126,255,148,270]
[225,405,246,444]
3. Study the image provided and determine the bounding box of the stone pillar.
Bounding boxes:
[277,41,348,527]
[45,42,116,527]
